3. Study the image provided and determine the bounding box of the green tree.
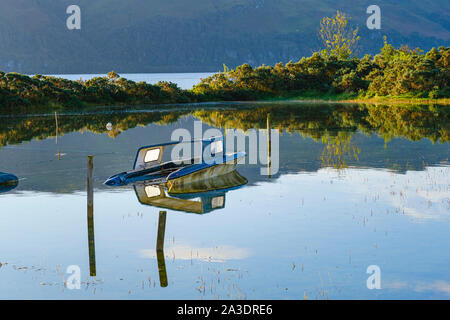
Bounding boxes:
[319,11,360,60]
[107,71,120,81]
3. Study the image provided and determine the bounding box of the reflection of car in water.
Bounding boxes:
[0,172,18,194]
[133,170,247,287]
[87,169,247,289]
[134,169,248,214]
[104,136,246,187]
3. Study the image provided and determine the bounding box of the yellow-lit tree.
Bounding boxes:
[319,11,360,60]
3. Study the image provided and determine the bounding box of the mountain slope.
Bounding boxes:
[0,0,448,74]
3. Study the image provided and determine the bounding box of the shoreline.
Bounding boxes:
[264,91,450,105]
[2,96,449,116]
[293,97,450,105]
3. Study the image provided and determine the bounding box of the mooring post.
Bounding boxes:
[87,155,96,277]
[55,111,58,144]
[267,113,271,179]
[156,210,168,287]
[87,155,94,215]
[55,112,61,160]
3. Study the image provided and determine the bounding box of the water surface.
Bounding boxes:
[0,102,448,299]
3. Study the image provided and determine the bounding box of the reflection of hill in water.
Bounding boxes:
[0,103,448,193]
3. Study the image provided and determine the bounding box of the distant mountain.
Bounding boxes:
[0,0,448,74]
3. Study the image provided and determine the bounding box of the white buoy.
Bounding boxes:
[106,123,113,131]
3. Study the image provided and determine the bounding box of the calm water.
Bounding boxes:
[0,101,449,299]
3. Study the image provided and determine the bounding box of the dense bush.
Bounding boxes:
[0,42,448,111]
[0,70,200,110]
[193,43,449,100]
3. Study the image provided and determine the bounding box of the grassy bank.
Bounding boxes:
[255,90,450,105]
[336,97,450,105]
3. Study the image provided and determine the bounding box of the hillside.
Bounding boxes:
[0,0,448,74]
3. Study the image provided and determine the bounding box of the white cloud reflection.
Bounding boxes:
[139,245,250,262]
[315,166,450,221]
[385,280,450,295]
[414,281,450,295]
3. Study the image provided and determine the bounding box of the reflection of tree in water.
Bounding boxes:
[320,132,360,169]
[0,104,447,148]
[194,104,448,144]
[0,111,189,147]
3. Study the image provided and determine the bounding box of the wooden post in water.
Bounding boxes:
[55,112,61,160]
[87,155,96,277]
[156,210,168,287]
[267,113,271,179]
[55,112,58,144]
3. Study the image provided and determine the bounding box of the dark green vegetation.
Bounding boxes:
[0,71,199,110]
[1,43,448,110]
[1,0,449,74]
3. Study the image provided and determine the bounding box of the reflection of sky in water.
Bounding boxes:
[0,165,448,299]
[139,246,250,262]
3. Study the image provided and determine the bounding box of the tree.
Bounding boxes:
[107,71,120,81]
[319,11,360,60]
